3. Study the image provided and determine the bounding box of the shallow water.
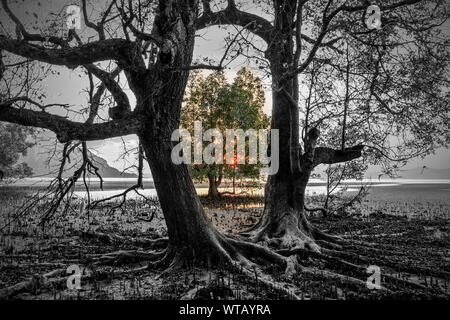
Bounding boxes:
[3,178,450,205]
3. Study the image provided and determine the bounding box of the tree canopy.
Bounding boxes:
[182,68,269,197]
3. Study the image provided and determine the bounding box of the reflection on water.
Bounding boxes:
[71,185,377,200]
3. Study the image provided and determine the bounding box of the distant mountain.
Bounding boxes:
[22,145,137,178]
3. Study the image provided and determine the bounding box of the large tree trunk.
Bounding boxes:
[134,1,233,267]
[248,0,364,251]
[207,174,221,199]
[141,134,228,266]
[246,2,321,251]
[248,80,319,250]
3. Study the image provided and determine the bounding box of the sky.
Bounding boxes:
[2,0,449,176]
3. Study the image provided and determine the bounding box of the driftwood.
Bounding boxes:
[0,268,66,300]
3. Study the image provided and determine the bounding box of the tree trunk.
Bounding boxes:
[207,174,220,199]
[134,1,235,267]
[139,62,231,267]
[248,83,319,250]
[141,134,230,266]
[246,3,321,250]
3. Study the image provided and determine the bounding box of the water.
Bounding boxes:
[6,178,449,203]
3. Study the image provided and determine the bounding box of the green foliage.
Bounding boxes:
[0,122,34,179]
[181,68,269,185]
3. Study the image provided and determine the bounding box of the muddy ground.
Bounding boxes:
[0,192,449,300]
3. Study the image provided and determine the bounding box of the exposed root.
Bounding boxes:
[179,268,300,300]
[278,248,384,289]
[148,248,185,272]
[244,212,322,253]
[146,235,293,275]
[235,231,383,295]
[79,231,168,250]
[140,234,303,299]
[239,206,446,296]
[315,240,343,250]
[226,237,288,267]
[88,249,166,266]
[324,246,450,280]
[297,265,382,292]
[0,268,66,300]
[0,264,149,300]
[309,225,343,249]
[277,247,445,294]
[239,267,301,299]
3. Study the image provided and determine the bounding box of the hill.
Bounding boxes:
[22,145,137,178]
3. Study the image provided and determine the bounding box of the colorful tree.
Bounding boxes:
[182,68,269,198]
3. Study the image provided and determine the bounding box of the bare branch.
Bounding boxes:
[81,0,101,35]
[1,0,69,47]
[84,65,131,117]
[1,97,69,111]
[177,64,223,71]
[338,0,422,14]
[196,0,274,43]
[288,0,423,78]
[179,23,246,71]
[0,36,135,67]
[313,145,364,167]
[86,72,106,124]
[115,2,163,45]
[89,143,145,211]
[0,103,142,143]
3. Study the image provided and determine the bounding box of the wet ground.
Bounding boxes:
[0,191,449,300]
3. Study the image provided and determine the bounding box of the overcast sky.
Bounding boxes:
[2,0,449,176]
